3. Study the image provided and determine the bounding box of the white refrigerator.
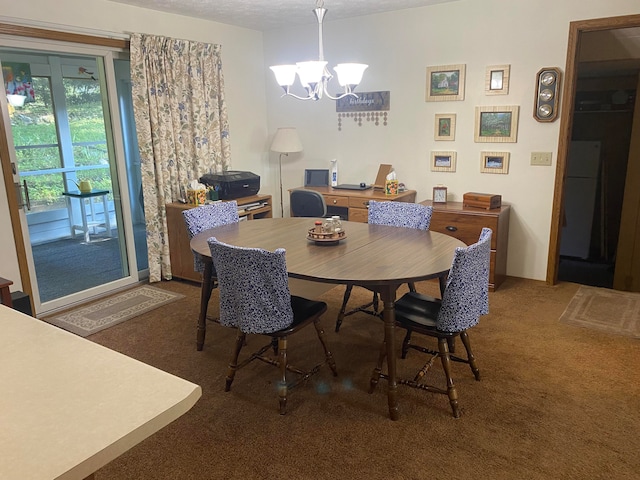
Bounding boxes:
[560,141,601,259]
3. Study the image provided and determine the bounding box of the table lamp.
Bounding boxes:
[270,127,303,218]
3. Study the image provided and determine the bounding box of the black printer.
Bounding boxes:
[199,171,260,200]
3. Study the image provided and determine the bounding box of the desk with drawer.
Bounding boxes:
[292,186,417,222]
[420,200,510,291]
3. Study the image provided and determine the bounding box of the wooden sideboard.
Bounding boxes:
[420,200,510,291]
[292,186,417,222]
[166,194,272,282]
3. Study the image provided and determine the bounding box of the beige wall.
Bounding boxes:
[1,0,640,288]
[263,0,640,281]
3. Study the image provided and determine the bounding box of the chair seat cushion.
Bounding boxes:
[291,295,327,322]
[394,291,441,329]
[269,296,327,337]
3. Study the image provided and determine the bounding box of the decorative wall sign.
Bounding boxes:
[434,113,456,141]
[426,64,466,102]
[474,105,519,143]
[336,91,390,130]
[480,151,510,174]
[431,151,457,172]
[485,65,510,95]
[336,91,390,112]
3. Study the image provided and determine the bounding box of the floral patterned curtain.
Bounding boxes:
[130,33,231,282]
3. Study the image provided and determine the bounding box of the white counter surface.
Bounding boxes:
[0,305,201,480]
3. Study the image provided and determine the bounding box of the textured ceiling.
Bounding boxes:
[107,0,458,31]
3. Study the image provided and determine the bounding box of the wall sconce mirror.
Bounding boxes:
[533,67,561,122]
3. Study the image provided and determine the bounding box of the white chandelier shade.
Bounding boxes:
[269,2,368,101]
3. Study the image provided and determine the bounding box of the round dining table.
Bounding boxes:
[191,217,465,420]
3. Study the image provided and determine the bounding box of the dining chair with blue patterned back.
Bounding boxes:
[335,200,433,332]
[182,201,239,349]
[207,237,338,415]
[369,227,492,418]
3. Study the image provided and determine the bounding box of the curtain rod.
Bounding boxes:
[0,16,129,49]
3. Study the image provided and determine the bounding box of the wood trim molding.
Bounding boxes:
[0,23,129,49]
[546,13,640,285]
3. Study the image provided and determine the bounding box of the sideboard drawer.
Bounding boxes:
[324,195,349,208]
[430,212,499,250]
[348,207,369,223]
[421,200,510,291]
[348,197,371,209]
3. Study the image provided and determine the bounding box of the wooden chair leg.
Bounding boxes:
[225,330,245,392]
[197,262,215,351]
[401,329,413,359]
[372,292,379,312]
[278,336,288,415]
[369,340,387,394]
[459,330,480,380]
[438,337,460,418]
[335,285,354,332]
[313,320,338,376]
[446,337,456,354]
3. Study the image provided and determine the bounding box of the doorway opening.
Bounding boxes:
[548,14,640,291]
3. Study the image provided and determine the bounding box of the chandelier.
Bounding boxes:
[269,0,368,101]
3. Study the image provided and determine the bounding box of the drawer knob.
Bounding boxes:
[446,225,457,232]
[333,199,337,204]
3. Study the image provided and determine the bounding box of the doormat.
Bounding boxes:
[559,285,640,338]
[43,286,184,337]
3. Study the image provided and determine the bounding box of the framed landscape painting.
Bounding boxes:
[426,64,466,102]
[474,105,519,143]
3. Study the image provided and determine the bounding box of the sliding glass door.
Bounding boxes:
[1,42,146,315]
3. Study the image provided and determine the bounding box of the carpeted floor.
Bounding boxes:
[88,277,640,480]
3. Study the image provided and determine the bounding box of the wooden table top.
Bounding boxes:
[0,305,201,480]
[191,218,465,287]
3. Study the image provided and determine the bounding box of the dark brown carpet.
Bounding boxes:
[89,277,640,480]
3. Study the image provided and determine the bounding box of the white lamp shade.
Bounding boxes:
[270,127,303,153]
[296,61,327,88]
[333,63,368,87]
[270,65,297,87]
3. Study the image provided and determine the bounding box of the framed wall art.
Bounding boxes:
[430,151,457,172]
[426,64,466,102]
[480,151,510,174]
[474,105,519,143]
[434,113,456,141]
[485,65,510,95]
